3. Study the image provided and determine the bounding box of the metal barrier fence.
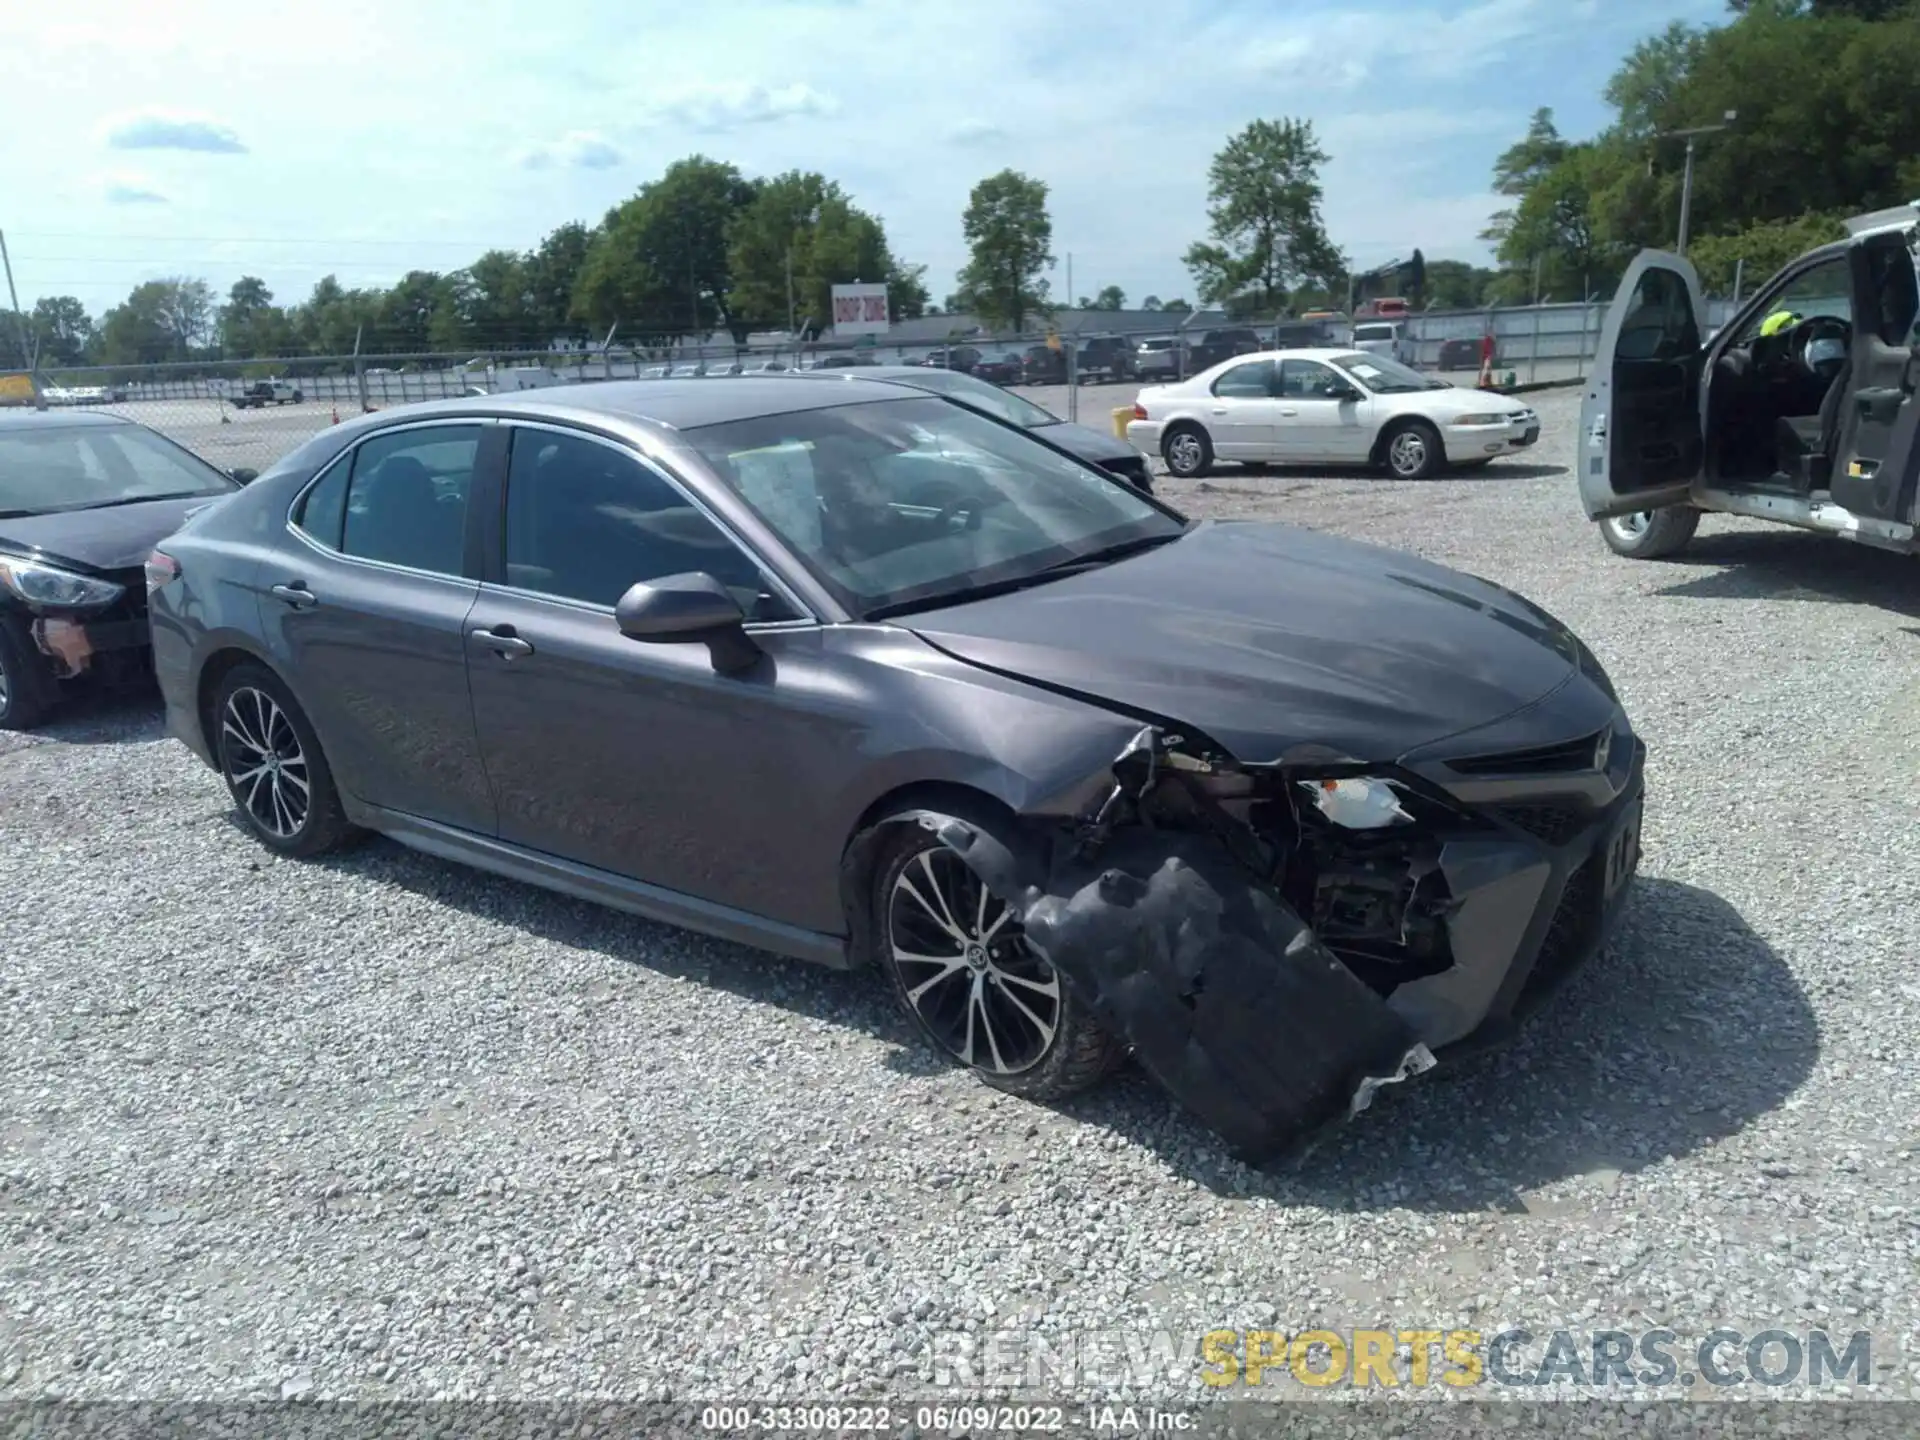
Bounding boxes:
[2,293,1749,474]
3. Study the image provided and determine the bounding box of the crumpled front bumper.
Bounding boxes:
[30,613,151,680]
[883,731,1645,1163]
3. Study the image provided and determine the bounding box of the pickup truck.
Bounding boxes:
[1186,327,1263,374]
[1579,201,1919,563]
[230,379,303,409]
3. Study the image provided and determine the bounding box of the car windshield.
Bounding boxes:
[892,367,1059,428]
[1335,352,1444,394]
[0,424,238,518]
[685,395,1185,619]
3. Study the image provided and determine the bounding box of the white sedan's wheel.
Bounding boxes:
[1383,420,1442,479]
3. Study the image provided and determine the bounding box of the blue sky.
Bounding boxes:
[0,0,1728,320]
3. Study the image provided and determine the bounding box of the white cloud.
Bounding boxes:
[647,82,840,132]
[101,172,168,204]
[948,118,1006,145]
[515,130,625,171]
[99,107,247,154]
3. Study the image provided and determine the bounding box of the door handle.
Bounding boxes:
[1210,407,1228,415]
[1280,409,1299,417]
[469,626,534,660]
[270,583,317,609]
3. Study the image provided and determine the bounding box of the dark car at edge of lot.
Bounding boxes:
[147,377,1644,1160]
[0,410,251,730]
[781,362,1155,492]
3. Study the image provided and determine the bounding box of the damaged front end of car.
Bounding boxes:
[857,721,1643,1164]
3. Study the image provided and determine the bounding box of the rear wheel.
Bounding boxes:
[873,823,1123,1100]
[213,664,356,857]
[1162,423,1213,478]
[1599,507,1700,559]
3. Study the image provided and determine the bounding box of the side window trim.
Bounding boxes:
[283,418,492,583]
[494,420,816,625]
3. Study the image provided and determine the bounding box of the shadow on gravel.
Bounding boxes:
[20,690,166,747]
[1651,528,1920,620]
[1041,875,1819,1213]
[1226,460,1569,483]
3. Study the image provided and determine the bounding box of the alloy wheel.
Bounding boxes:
[888,847,1061,1075]
[220,686,311,839]
[1166,432,1204,475]
[1388,430,1430,477]
[1609,511,1653,539]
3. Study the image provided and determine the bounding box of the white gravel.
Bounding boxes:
[4,386,1919,1410]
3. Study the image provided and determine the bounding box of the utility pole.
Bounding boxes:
[1660,111,1737,256]
[785,246,796,340]
[0,229,43,409]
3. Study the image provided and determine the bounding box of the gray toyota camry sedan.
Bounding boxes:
[148,378,1644,1159]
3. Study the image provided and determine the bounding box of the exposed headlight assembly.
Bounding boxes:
[1298,776,1414,829]
[1451,412,1520,426]
[0,555,125,611]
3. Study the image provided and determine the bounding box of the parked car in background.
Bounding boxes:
[807,354,878,370]
[1352,322,1415,366]
[920,346,983,374]
[739,358,789,375]
[1129,348,1538,480]
[638,364,672,379]
[149,377,1641,1160]
[785,363,1154,492]
[1438,337,1493,371]
[0,410,248,729]
[1271,319,1343,351]
[1021,345,1067,385]
[1187,327,1263,373]
[1134,337,1186,380]
[667,362,706,379]
[971,353,1024,383]
[1579,205,1920,562]
[231,379,304,409]
[1073,337,1136,383]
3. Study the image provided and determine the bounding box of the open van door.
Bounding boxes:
[1579,250,1708,518]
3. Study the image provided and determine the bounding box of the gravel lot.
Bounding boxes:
[4,386,1919,1408]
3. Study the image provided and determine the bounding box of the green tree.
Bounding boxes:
[454,249,536,349]
[953,169,1054,331]
[573,156,758,340]
[294,275,376,356]
[219,276,280,358]
[725,171,924,332]
[1140,295,1162,311]
[30,296,94,366]
[1421,260,1498,310]
[1184,118,1345,319]
[1077,285,1126,310]
[1160,298,1192,313]
[99,281,188,363]
[1480,108,1571,248]
[1685,212,1850,292]
[529,222,592,343]
[372,270,448,353]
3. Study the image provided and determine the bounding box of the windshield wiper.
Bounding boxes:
[85,491,214,510]
[1034,530,1184,575]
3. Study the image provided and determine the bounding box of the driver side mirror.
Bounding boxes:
[1328,382,1363,403]
[229,466,258,484]
[615,571,762,674]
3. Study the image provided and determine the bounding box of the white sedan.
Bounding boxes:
[1127,348,1540,480]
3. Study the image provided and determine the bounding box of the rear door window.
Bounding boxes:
[294,424,480,576]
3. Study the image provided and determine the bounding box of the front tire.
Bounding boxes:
[1381,419,1443,479]
[1599,507,1700,559]
[213,664,356,857]
[1162,423,1213,479]
[0,617,56,732]
[872,823,1123,1101]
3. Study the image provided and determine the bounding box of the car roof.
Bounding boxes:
[349,376,923,434]
[0,407,132,430]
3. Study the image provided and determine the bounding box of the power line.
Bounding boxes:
[7,232,508,247]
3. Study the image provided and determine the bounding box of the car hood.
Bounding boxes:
[1030,420,1140,466]
[908,520,1586,764]
[0,495,220,574]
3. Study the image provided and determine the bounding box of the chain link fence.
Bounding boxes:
[0,290,1754,474]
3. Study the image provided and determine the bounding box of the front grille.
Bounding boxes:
[1489,802,1592,846]
[1449,729,1604,776]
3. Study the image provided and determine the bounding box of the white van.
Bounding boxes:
[1352,321,1413,365]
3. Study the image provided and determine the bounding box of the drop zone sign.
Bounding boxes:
[831,283,890,336]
